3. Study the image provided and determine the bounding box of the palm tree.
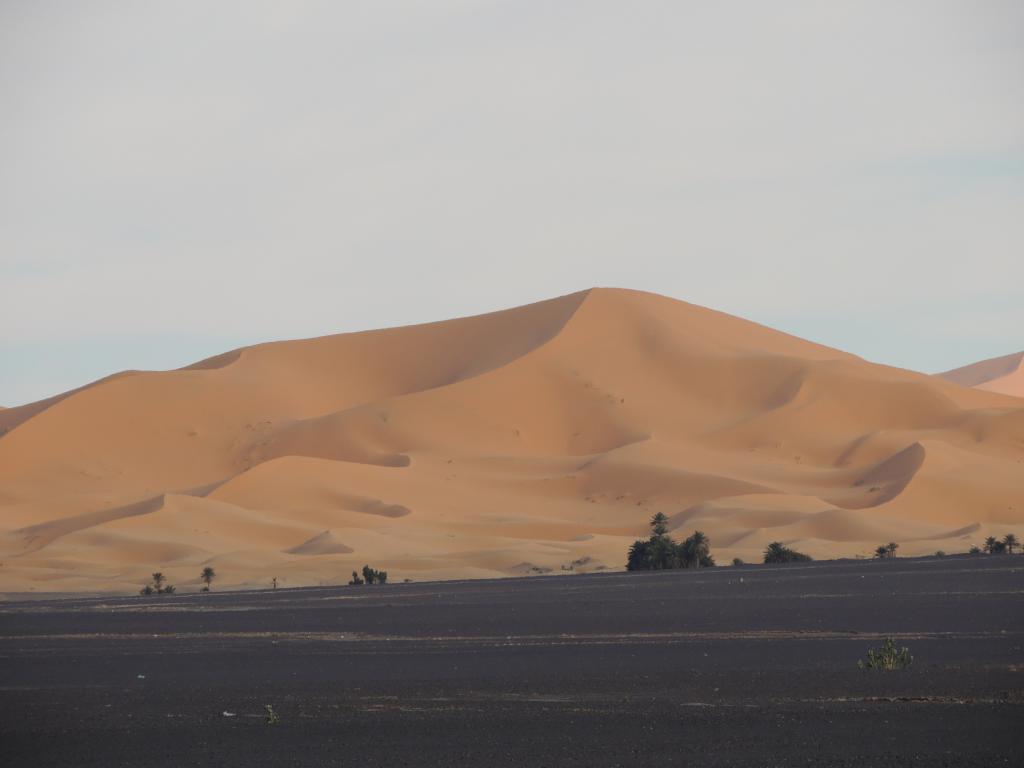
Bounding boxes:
[874,546,888,560]
[650,512,669,537]
[201,566,216,591]
[649,535,676,569]
[151,572,165,591]
[984,536,999,554]
[764,542,786,564]
[886,542,898,558]
[626,539,651,571]
[1003,534,1019,555]
[681,530,711,568]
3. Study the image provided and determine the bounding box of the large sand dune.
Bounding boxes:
[938,351,1024,399]
[1,288,1022,593]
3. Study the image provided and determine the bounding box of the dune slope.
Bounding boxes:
[2,288,1022,593]
[938,352,1024,399]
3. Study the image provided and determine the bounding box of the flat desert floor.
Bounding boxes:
[2,555,1022,767]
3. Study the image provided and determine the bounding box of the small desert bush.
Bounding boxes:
[859,637,912,671]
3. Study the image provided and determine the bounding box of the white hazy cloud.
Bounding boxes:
[1,1,1022,404]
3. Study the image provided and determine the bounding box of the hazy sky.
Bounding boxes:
[2,1,1022,406]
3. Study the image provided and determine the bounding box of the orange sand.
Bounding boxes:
[2,289,1022,593]
[938,352,1024,399]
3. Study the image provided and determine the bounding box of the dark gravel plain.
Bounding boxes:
[1,555,1022,767]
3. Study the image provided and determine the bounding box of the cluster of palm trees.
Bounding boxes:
[874,537,1020,559]
[981,534,1018,555]
[873,542,899,559]
[762,542,812,564]
[626,513,715,570]
[349,565,388,585]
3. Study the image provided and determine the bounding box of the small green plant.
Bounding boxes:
[265,704,280,725]
[934,550,945,557]
[732,557,744,566]
[858,637,912,670]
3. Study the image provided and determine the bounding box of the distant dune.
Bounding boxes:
[938,352,1024,399]
[1,288,1022,593]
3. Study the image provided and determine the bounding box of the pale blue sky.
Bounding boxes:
[1,1,1022,406]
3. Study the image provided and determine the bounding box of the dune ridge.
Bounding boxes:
[1,288,1022,593]
[938,351,1024,399]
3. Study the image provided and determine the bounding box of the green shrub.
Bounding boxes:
[859,637,912,670]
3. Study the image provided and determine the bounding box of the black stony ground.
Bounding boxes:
[1,555,1022,767]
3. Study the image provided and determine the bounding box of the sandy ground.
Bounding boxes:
[1,288,1023,593]
[1,556,1022,767]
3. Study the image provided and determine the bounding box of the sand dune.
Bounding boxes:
[938,351,1024,398]
[1,288,1022,593]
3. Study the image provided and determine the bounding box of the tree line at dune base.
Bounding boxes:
[131,528,1020,594]
[625,513,1020,572]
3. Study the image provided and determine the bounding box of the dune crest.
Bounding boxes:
[938,351,1024,399]
[1,288,1022,592]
